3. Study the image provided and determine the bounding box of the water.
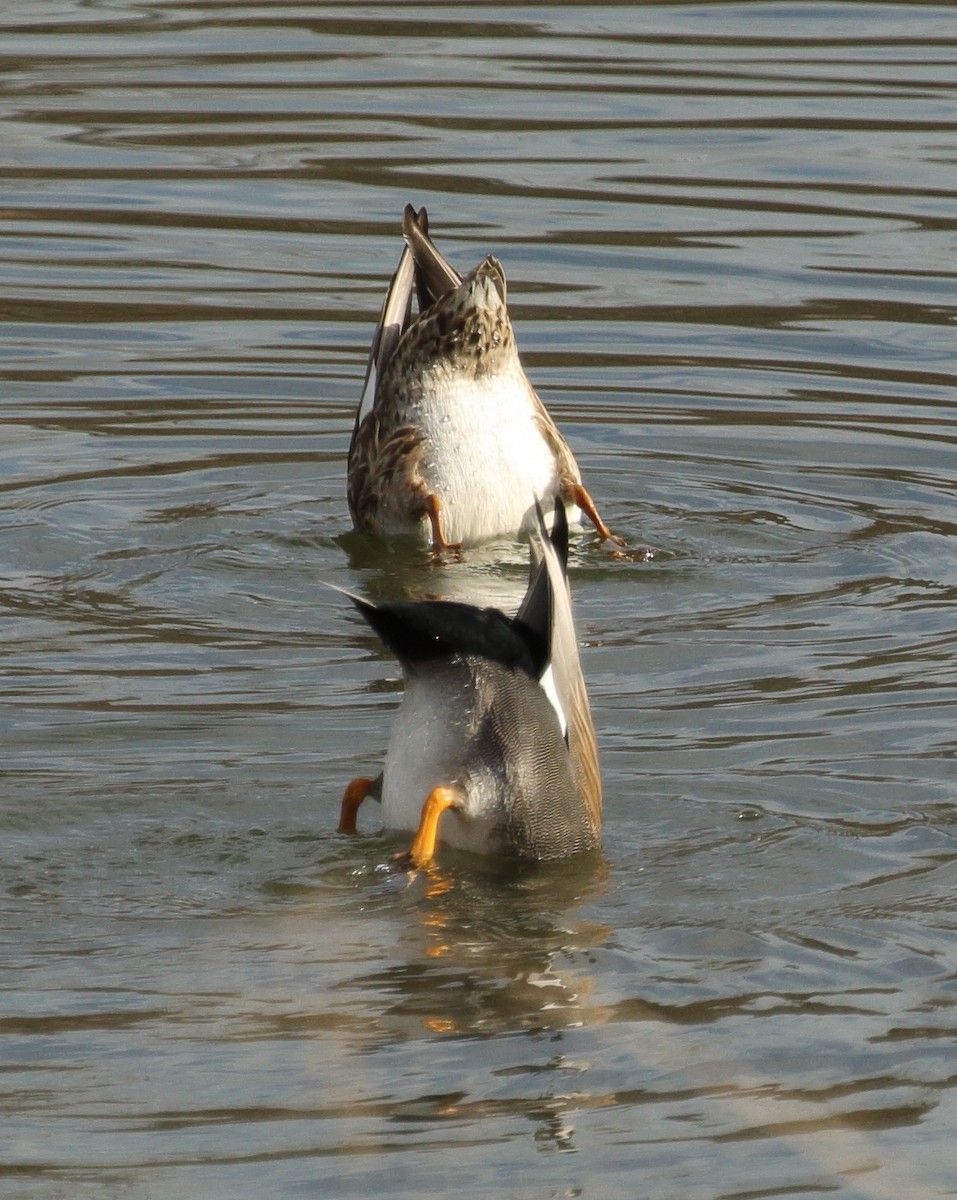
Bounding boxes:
[2,3,956,1197]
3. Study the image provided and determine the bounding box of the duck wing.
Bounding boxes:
[348,208,431,471]
[402,202,462,306]
[514,501,602,827]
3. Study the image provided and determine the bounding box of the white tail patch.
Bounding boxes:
[539,663,568,739]
[471,274,502,311]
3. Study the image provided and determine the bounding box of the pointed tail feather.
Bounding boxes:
[403,203,462,304]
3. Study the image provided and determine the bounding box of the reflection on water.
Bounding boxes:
[341,856,610,1044]
[2,1,957,1197]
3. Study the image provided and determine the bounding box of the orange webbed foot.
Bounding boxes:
[567,482,658,559]
[567,481,621,544]
[393,785,463,870]
[423,493,463,560]
[338,775,379,834]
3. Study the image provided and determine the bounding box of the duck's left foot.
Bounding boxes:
[423,493,463,559]
[393,784,462,869]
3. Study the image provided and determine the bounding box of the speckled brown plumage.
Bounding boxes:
[347,205,617,549]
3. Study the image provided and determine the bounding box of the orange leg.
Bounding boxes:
[568,481,625,546]
[423,493,463,555]
[396,785,462,869]
[338,776,376,834]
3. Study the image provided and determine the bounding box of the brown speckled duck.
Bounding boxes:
[347,205,619,552]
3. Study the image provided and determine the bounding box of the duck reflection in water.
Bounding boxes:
[390,851,610,1022]
[328,852,612,1156]
[336,501,602,869]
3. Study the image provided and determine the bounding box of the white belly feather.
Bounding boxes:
[380,669,500,854]
[414,370,561,546]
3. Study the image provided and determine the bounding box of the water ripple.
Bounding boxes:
[2,2,957,1198]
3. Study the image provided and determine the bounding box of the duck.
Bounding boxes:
[347,205,620,552]
[336,500,602,866]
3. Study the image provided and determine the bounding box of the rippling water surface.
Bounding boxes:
[2,3,956,1197]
